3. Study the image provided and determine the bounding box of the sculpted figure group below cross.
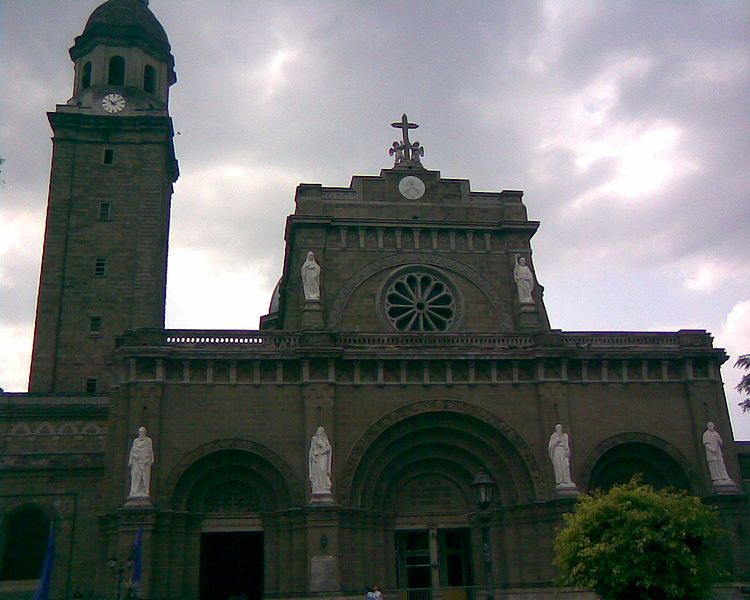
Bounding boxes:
[389,113,425,166]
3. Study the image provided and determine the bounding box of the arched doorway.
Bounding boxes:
[168,443,298,600]
[1,505,50,581]
[341,401,543,597]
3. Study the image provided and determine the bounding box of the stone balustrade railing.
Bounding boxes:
[561,333,683,348]
[118,329,712,351]
[335,333,534,348]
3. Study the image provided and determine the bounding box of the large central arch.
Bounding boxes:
[339,399,547,508]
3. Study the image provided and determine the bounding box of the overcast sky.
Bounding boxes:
[1,0,749,439]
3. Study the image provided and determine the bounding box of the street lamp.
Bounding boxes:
[472,470,496,600]
[108,553,135,600]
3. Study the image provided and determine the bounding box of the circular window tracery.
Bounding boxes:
[381,267,459,331]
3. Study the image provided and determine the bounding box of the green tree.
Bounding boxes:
[736,354,750,413]
[554,480,725,600]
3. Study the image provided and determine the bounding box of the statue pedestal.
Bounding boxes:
[302,299,325,330]
[554,483,580,498]
[712,478,740,495]
[518,303,538,330]
[124,496,153,508]
[303,503,342,594]
[309,492,335,505]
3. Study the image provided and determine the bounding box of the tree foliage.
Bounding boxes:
[736,354,750,413]
[554,480,725,600]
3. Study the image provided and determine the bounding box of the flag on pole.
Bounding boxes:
[130,526,144,597]
[32,524,55,600]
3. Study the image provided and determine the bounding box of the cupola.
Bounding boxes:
[67,0,176,113]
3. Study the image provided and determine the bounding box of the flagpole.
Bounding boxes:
[131,526,144,599]
[32,524,55,600]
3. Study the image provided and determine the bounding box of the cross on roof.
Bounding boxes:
[391,113,419,148]
[389,114,424,166]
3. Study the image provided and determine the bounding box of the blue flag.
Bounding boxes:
[131,526,144,597]
[32,525,55,600]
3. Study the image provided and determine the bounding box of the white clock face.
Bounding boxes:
[398,176,426,199]
[102,93,126,114]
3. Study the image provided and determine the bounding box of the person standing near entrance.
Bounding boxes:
[366,585,382,600]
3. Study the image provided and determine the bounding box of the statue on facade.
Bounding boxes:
[128,426,154,498]
[703,422,736,486]
[389,141,406,164]
[309,426,333,496]
[301,251,321,301]
[409,141,424,164]
[548,424,576,490]
[513,254,535,304]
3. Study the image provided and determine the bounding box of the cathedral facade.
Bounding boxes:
[1,2,748,599]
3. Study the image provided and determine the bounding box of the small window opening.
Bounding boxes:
[86,378,98,394]
[103,148,114,164]
[98,202,111,220]
[108,55,125,85]
[89,316,102,334]
[94,257,107,277]
[143,64,156,94]
[82,61,92,89]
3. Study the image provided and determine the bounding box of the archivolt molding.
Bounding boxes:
[164,438,304,507]
[338,398,547,503]
[328,252,513,330]
[1,499,57,526]
[579,432,699,493]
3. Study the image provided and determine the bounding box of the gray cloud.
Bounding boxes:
[1,0,748,436]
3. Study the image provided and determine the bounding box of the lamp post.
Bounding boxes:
[472,470,496,600]
[108,553,134,600]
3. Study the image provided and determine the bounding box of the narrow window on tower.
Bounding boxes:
[143,64,156,94]
[85,378,98,394]
[98,202,111,220]
[89,316,102,335]
[108,55,125,85]
[82,61,92,89]
[103,148,114,164]
[94,257,108,277]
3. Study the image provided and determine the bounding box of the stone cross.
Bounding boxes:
[390,113,423,163]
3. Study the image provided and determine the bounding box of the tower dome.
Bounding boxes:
[70,0,175,84]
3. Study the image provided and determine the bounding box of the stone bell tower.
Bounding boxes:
[28,0,178,393]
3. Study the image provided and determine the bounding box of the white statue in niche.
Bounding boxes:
[548,424,576,488]
[301,251,321,301]
[703,422,734,484]
[128,426,154,497]
[513,254,535,304]
[309,426,333,496]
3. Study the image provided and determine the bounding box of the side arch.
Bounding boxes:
[328,252,513,330]
[164,439,305,510]
[338,399,548,507]
[580,432,699,494]
[1,503,52,580]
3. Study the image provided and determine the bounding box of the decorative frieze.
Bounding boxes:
[3,420,107,455]
[117,332,716,388]
[330,224,506,253]
[128,357,695,387]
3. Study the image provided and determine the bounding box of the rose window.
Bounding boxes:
[384,271,457,331]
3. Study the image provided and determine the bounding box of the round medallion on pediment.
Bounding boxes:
[398,175,425,199]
